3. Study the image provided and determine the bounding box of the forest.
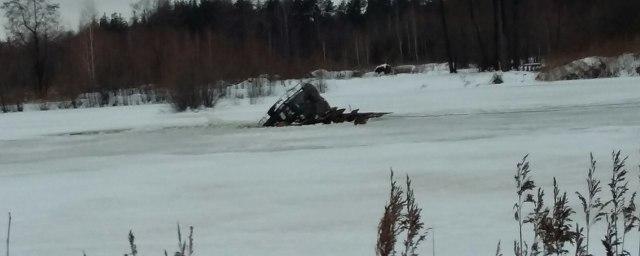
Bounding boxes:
[0,0,639,106]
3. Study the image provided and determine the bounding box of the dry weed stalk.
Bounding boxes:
[602,151,629,256]
[376,170,429,256]
[376,171,405,256]
[402,175,429,256]
[575,153,606,255]
[514,155,535,256]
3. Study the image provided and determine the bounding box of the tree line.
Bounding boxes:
[1,0,639,107]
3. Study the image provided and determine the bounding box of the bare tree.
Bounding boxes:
[437,0,456,73]
[79,0,96,27]
[131,0,154,21]
[1,0,60,97]
[466,0,489,71]
[79,0,96,88]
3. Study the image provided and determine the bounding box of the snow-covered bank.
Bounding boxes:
[537,53,640,81]
[4,71,640,141]
[2,72,640,256]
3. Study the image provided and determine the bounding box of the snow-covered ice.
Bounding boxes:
[2,71,640,255]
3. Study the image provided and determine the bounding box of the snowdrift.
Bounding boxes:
[310,63,450,79]
[537,53,640,81]
[310,69,361,79]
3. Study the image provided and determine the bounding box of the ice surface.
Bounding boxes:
[2,71,640,255]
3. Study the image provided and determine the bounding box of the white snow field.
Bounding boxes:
[2,70,640,256]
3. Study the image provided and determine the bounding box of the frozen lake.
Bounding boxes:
[2,72,640,255]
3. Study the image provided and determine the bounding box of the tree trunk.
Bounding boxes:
[281,4,291,58]
[511,0,521,70]
[395,6,404,63]
[554,0,563,52]
[87,23,96,88]
[467,0,489,71]
[365,35,371,66]
[438,0,456,73]
[411,9,419,63]
[322,41,327,65]
[355,35,361,66]
[492,0,502,70]
[32,33,46,98]
[500,0,510,69]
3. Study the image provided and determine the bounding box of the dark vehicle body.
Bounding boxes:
[262,83,389,127]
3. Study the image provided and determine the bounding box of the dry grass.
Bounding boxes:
[376,170,429,256]
[126,230,137,256]
[402,175,428,256]
[376,171,405,256]
[503,151,640,256]
[513,155,535,256]
[575,153,606,255]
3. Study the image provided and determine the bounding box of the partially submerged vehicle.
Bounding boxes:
[260,83,389,127]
